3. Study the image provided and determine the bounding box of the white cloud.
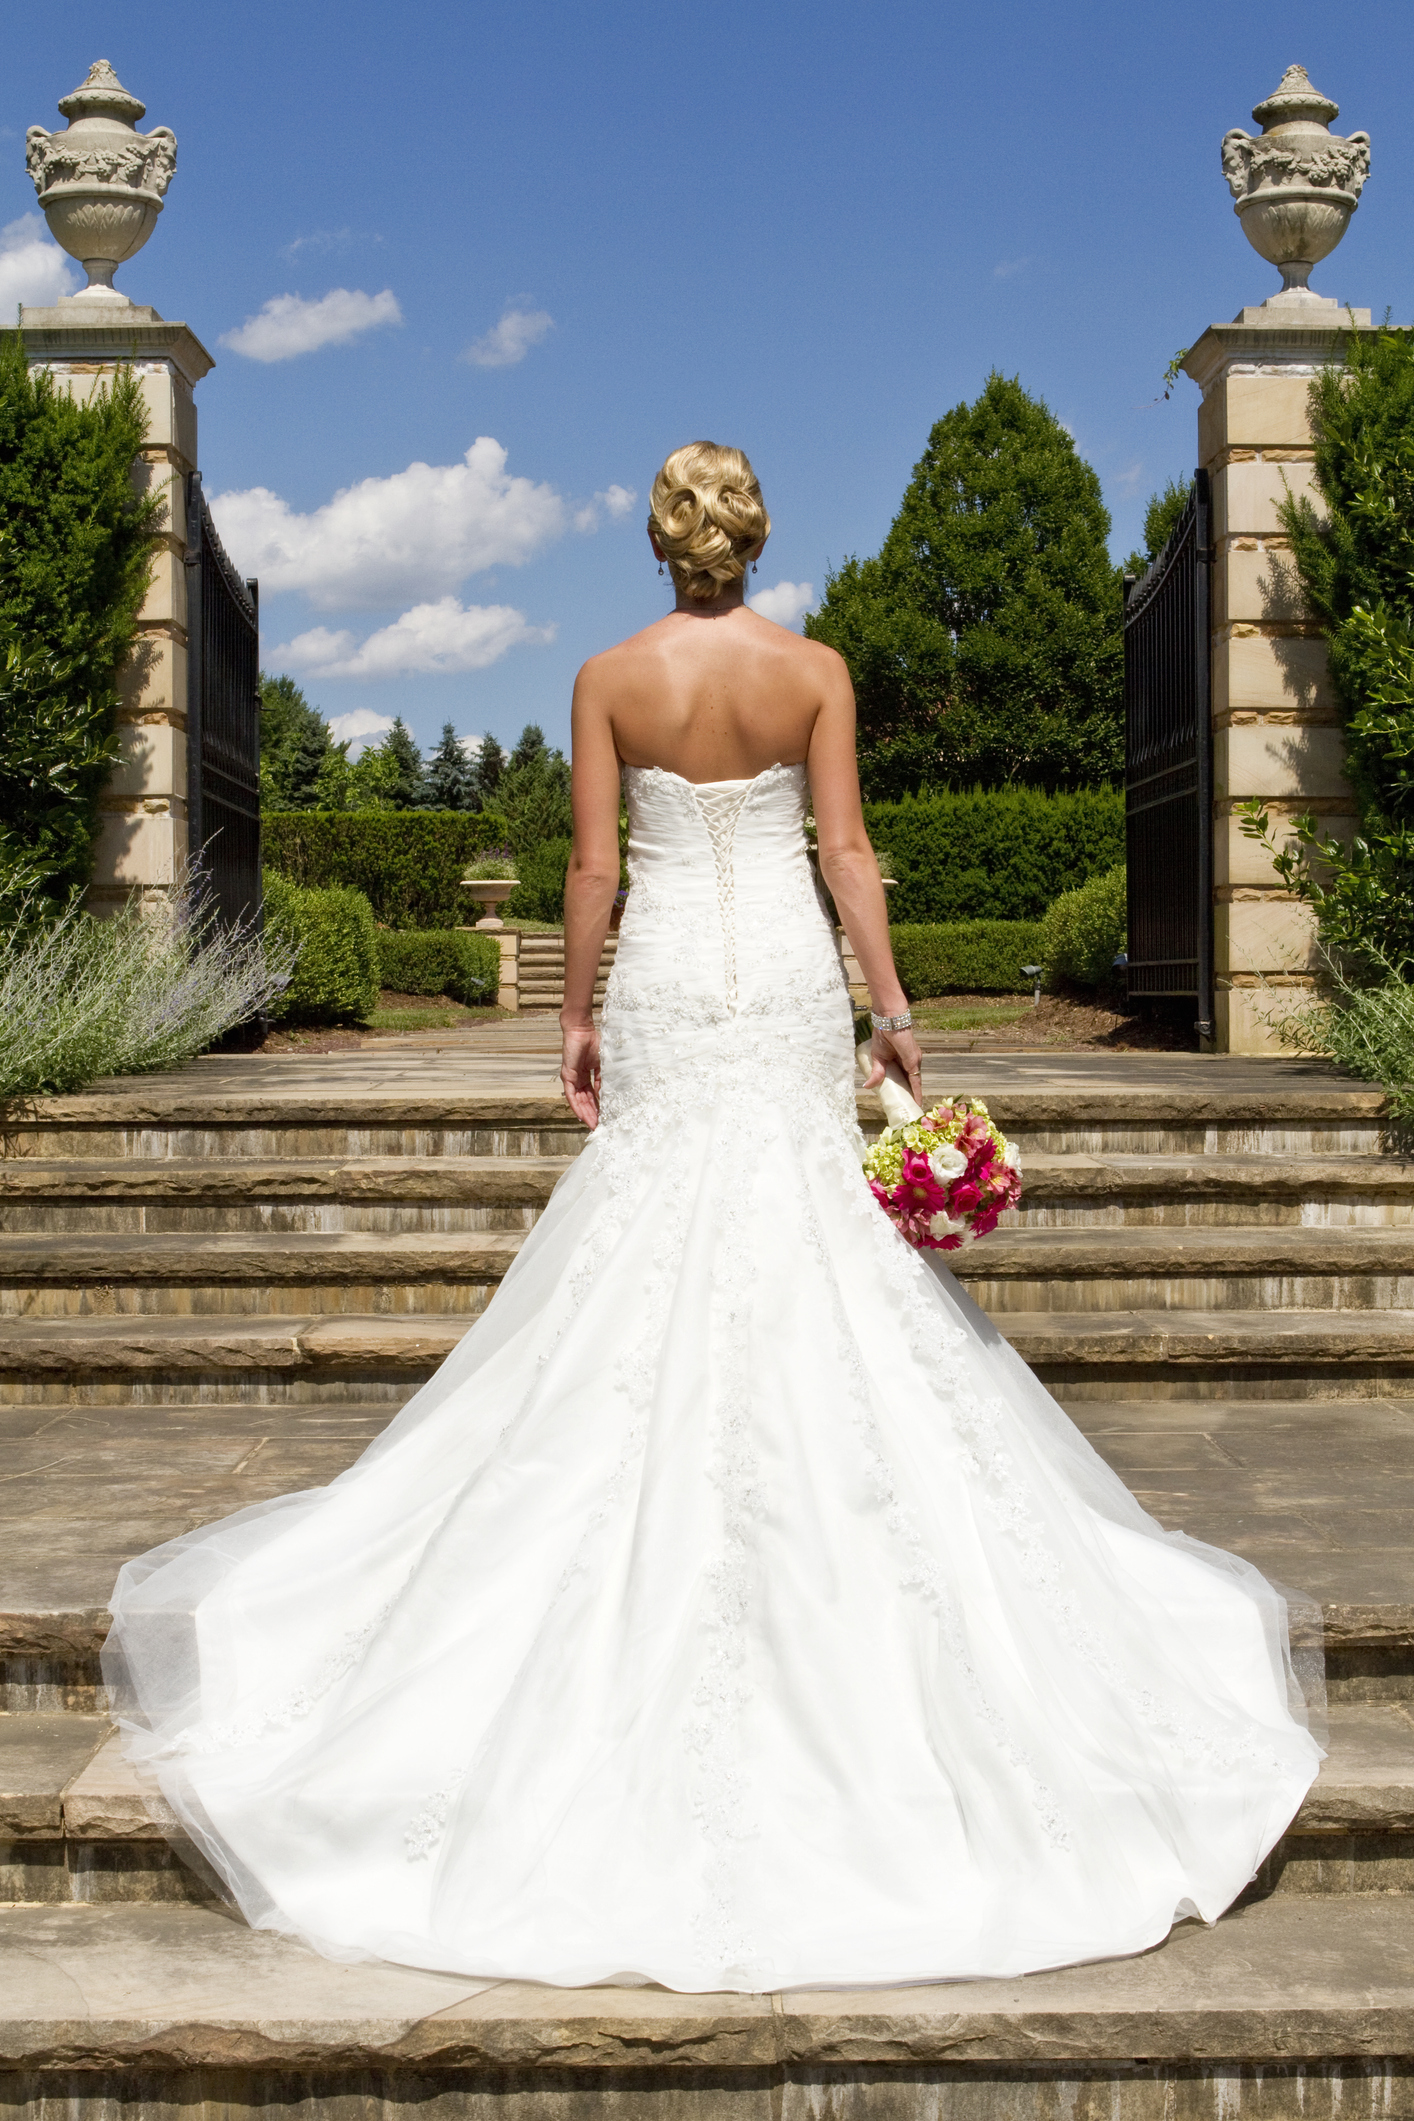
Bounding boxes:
[464,306,554,369]
[272,598,553,681]
[993,257,1033,279]
[210,437,565,608]
[325,707,394,757]
[1112,459,1146,494]
[0,214,78,310]
[749,580,816,630]
[220,287,402,362]
[281,228,382,260]
[573,483,639,533]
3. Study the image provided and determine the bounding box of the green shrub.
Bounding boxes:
[889,921,1045,997]
[0,873,293,1100]
[262,811,511,928]
[1039,863,1127,988]
[1238,325,1414,972]
[863,787,1123,923]
[505,837,571,924]
[263,872,380,1025]
[1269,957,1414,1119]
[0,339,165,908]
[375,929,500,1005]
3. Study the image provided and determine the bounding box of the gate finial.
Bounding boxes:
[24,61,177,305]
[1220,66,1369,307]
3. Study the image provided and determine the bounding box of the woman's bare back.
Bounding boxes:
[580,606,842,783]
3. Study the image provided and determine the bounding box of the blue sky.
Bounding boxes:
[8,1,1413,758]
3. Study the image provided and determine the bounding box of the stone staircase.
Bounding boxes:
[511,929,617,1012]
[3,1065,1414,2113]
[0,1079,1407,1407]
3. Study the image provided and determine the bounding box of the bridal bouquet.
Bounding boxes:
[861,1074,1021,1252]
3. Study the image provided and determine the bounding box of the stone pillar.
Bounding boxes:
[19,62,210,913]
[18,305,214,911]
[1183,310,1367,1052]
[1177,65,1373,1054]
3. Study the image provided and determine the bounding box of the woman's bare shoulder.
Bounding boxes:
[575,615,675,692]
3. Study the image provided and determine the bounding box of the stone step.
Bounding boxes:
[1,1395,1409,1708]
[0,1157,573,1234]
[0,1231,521,1319]
[964,1225,1414,1312]
[0,1703,1406,1909]
[3,1091,588,1163]
[2,1225,1410,1323]
[3,1084,1391,1163]
[2,1307,1412,1406]
[1015,1307,1414,1398]
[1,1893,1414,2114]
[1019,1153,1414,1227]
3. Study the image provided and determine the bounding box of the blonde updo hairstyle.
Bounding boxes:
[648,441,771,603]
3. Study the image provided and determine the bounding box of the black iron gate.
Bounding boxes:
[185,473,261,930]
[1123,468,1214,1039]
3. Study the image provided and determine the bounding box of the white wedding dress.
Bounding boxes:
[105,761,1322,1992]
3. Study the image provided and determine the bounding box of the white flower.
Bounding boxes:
[928,1144,967,1183]
[927,1211,968,1241]
[1003,1140,1022,1172]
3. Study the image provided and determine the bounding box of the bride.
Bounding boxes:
[106,441,1321,1992]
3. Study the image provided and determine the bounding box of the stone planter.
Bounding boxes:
[1221,65,1369,303]
[461,879,518,930]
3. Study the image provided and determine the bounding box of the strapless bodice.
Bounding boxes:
[598,762,857,1136]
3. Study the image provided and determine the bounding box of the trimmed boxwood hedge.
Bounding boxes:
[263,873,380,1025]
[263,811,511,929]
[864,788,1123,923]
[376,929,501,1005]
[890,921,1045,997]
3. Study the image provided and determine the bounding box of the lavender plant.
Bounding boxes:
[0,871,294,1100]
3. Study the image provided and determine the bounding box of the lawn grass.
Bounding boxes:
[909,998,1034,1032]
[364,993,513,1032]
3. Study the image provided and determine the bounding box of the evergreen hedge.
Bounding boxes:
[376,929,501,1005]
[263,872,380,1025]
[890,922,1045,997]
[864,787,1123,922]
[262,810,510,928]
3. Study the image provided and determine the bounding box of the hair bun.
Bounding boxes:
[647,443,771,603]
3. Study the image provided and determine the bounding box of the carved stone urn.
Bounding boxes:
[25,60,177,304]
[1221,65,1369,303]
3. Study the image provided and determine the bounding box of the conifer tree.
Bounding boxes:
[380,715,426,809]
[259,672,333,810]
[806,373,1123,797]
[498,722,572,848]
[422,721,475,810]
[470,733,506,808]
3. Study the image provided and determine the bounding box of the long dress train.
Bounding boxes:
[104,761,1322,1992]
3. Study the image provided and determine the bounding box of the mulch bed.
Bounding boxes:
[913,992,1198,1051]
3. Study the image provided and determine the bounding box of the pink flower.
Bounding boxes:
[949,1181,981,1216]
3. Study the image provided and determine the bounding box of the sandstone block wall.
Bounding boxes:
[1184,313,1366,1054]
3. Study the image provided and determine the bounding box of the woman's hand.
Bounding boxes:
[861,1025,923,1109]
[560,1019,602,1129]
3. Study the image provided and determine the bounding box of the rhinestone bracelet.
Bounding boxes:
[870,1009,913,1033]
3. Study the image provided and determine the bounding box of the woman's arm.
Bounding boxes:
[560,664,623,1127]
[806,655,924,1107]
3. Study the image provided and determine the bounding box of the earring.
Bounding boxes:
[751,561,758,574]
[658,562,665,576]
